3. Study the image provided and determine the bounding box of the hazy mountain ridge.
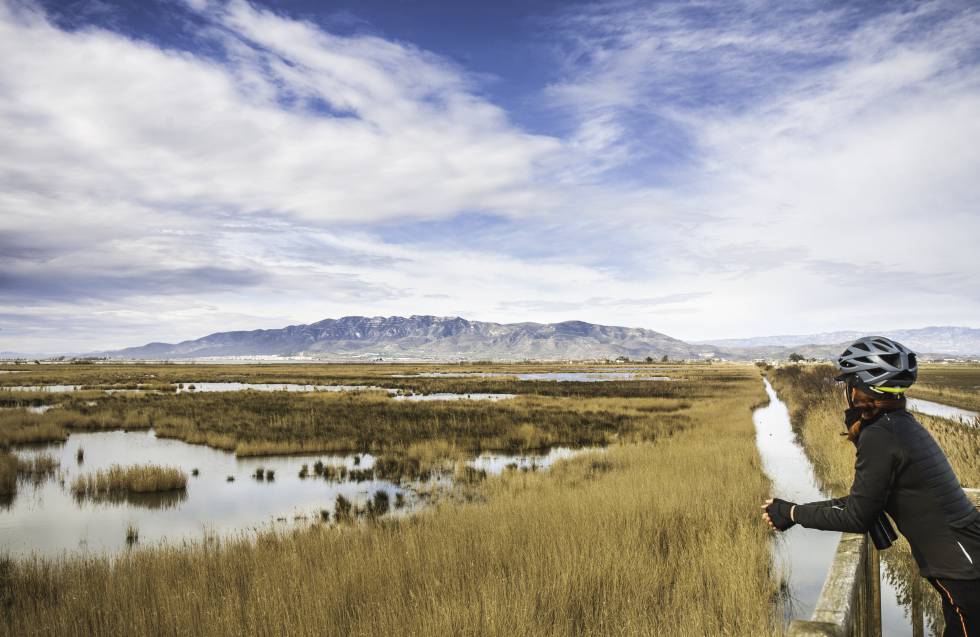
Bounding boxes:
[88,318,980,361]
[105,315,711,361]
[697,326,980,356]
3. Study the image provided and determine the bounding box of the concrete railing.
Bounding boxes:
[787,488,980,637]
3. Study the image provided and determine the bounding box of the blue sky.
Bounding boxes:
[1,0,978,353]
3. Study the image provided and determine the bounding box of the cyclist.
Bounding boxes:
[762,336,980,636]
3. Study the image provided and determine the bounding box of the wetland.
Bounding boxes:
[0,361,783,636]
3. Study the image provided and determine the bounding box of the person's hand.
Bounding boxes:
[761,498,797,531]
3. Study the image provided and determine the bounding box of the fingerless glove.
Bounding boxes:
[766,498,797,531]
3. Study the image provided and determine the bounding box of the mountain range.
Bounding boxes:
[697,326,980,355]
[97,317,980,361]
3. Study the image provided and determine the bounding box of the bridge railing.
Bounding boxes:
[787,488,980,637]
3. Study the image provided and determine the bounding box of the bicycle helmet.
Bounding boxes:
[835,335,917,394]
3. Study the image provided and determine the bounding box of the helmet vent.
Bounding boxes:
[880,353,901,368]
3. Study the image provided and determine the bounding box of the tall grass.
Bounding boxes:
[72,465,187,498]
[10,391,693,459]
[16,454,59,475]
[0,411,69,447]
[0,361,696,390]
[0,366,780,637]
[0,452,60,496]
[0,452,15,495]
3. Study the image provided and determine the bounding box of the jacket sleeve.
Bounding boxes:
[793,426,896,533]
[802,496,849,509]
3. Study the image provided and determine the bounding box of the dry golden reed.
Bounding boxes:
[71,464,187,497]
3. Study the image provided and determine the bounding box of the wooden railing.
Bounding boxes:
[787,488,980,637]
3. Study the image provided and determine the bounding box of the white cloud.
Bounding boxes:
[543,0,980,338]
[0,0,557,229]
[1,0,978,352]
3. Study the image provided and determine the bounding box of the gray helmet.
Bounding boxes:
[836,336,917,391]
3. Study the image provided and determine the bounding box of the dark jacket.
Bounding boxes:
[794,408,980,579]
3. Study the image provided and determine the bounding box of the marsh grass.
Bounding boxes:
[72,465,187,499]
[0,365,781,637]
[16,454,59,476]
[0,411,68,447]
[1,390,693,465]
[0,452,15,495]
[125,523,139,547]
[0,361,695,391]
[0,451,60,496]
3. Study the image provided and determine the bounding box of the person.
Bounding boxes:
[761,336,980,636]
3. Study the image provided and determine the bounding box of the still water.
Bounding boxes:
[1,431,589,558]
[908,398,978,425]
[753,379,912,633]
[392,371,671,381]
[0,383,516,401]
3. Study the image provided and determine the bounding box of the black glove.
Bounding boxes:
[765,498,797,531]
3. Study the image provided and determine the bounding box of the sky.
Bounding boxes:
[1,0,978,354]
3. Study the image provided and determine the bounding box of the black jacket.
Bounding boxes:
[794,408,980,579]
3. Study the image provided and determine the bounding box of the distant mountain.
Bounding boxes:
[698,326,980,356]
[105,315,715,361]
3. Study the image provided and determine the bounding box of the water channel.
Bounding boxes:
[753,379,912,634]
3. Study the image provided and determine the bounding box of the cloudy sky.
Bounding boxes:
[1,0,978,353]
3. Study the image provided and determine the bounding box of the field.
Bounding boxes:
[0,362,781,636]
[767,364,980,635]
[913,364,980,413]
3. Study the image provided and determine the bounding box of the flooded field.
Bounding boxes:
[0,362,783,636]
[0,382,519,404]
[394,371,672,381]
[908,397,978,424]
[2,428,590,558]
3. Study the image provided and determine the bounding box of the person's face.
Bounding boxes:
[848,386,876,408]
[843,381,875,409]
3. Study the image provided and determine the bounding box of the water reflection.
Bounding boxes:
[71,489,188,510]
[907,398,978,425]
[392,371,672,382]
[469,447,599,473]
[0,385,81,392]
[0,383,517,401]
[392,393,516,402]
[176,382,388,394]
[1,429,591,558]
